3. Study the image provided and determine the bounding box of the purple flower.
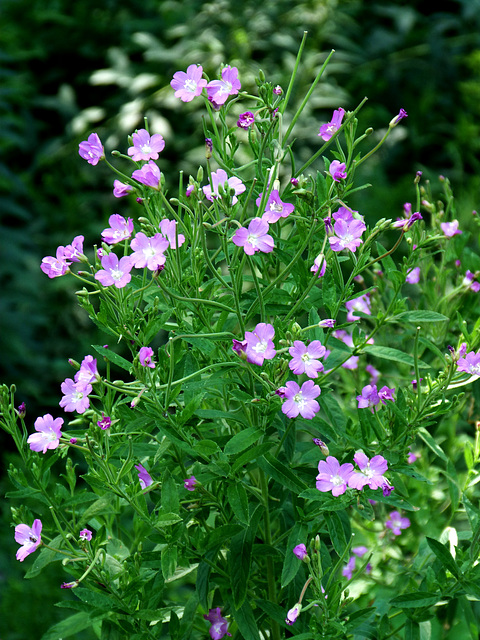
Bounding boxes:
[288,340,326,378]
[95,253,134,288]
[79,528,93,541]
[311,253,326,278]
[281,380,321,420]
[334,330,359,370]
[407,449,418,464]
[378,385,395,403]
[139,346,155,369]
[389,108,408,126]
[204,607,232,640]
[232,338,247,358]
[159,219,185,249]
[135,463,153,490]
[385,511,410,536]
[184,476,197,491]
[392,211,423,230]
[316,456,354,496]
[128,129,165,161]
[206,65,241,106]
[97,413,112,430]
[441,220,462,237]
[17,402,26,418]
[312,438,329,455]
[365,364,380,384]
[27,414,63,454]
[256,190,294,223]
[244,322,276,366]
[406,267,421,284]
[237,111,255,129]
[329,160,347,182]
[78,133,104,165]
[61,581,78,589]
[132,161,161,190]
[318,108,345,141]
[40,247,70,278]
[285,604,301,626]
[356,384,380,411]
[186,184,195,197]
[342,555,356,579]
[457,350,480,375]
[15,519,42,561]
[63,236,85,262]
[346,294,371,322]
[329,218,366,253]
[60,378,91,414]
[232,218,274,255]
[273,85,283,95]
[171,64,207,102]
[203,169,246,204]
[348,451,389,490]
[130,232,169,270]
[75,355,99,391]
[319,318,336,328]
[101,214,134,245]
[333,206,362,224]
[113,180,134,198]
[293,543,307,560]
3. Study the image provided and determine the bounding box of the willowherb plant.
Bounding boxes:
[2,34,480,640]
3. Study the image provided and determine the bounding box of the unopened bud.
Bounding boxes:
[205,138,213,159]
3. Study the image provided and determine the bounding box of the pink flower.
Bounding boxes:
[329,160,347,182]
[293,543,308,560]
[457,350,480,375]
[78,133,104,165]
[356,384,380,411]
[329,218,366,253]
[232,218,274,255]
[333,206,362,224]
[27,414,63,453]
[60,378,92,414]
[319,107,345,141]
[101,214,134,245]
[113,180,134,198]
[159,219,185,249]
[40,247,71,279]
[244,322,276,366]
[280,380,321,419]
[75,355,98,391]
[63,236,84,262]
[407,449,418,464]
[139,346,155,368]
[406,267,421,284]
[440,220,462,237]
[204,608,232,640]
[79,528,93,541]
[288,340,326,378]
[130,232,169,270]
[348,451,389,490]
[203,169,246,204]
[95,253,134,288]
[206,65,241,106]
[316,456,354,496]
[285,604,301,626]
[128,129,165,161]
[334,330,359,370]
[256,190,294,223]
[319,318,336,328]
[385,511,410,535]
[237,111,255,128]
[171,64,207,102]
[311,253,326,278]
[132,161,161,189]
[184,476,197,491]
[15,519,42,561]
[135,463,153,490]
[365,364,380,384]
[346,294,371,322]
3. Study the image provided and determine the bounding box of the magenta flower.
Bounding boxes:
[440,220,462,237]
[204,607,232,640]
[329,160,347,182]
[346,294,371,322]
[130,232,169,270]
[390,108,408,126]
[159,219,185,249]
[78,133,104,165]
[288,340,326,378]
[378,385,395,403]
[75,355,99,391]
[171,64,207,102]
[135,463,153,490]
[280,380,321,420]
[348,451,389,490]
[333,206,362,224]
[237,111,255,129]
[132,161,161,190]
[244,322,276,366]
[97,413,112,430]
[392,211,423,230]
[406,267,421,284]
[113,180,134,198]
[203,169,246,204]
[319,107,345,141]
[139,346,155,368]
[128,129,165,161]
[329,218,366,253]
[457,350,480,375]
[79,528,93,541]
[293,543,308,560]
[101,214,134,245]
[385,511,411,536]
[60,378,92,414]
[256,190,294,223]
[231,338,247,358]
[15,519,42,561]
[184,476,197,491]
[356,384,380,411]
[95,253,134,288]
[285,604,301,626]
[27,414,63,454]
[311,253,326,278]
[316,456,354,496]
[232,218,274,255]
[319,318,336,328]
[63,236,84,262]
[40,247,70,279]
[206,65,241,106]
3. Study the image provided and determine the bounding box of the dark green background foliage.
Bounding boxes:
[1,0,480,637]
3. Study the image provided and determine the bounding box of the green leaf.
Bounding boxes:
[92,345,132,372]
[194,439,220,456]
[426,537,460,578]
[74,587,117,611]
[320,392,347,430]
[78,494,119,525]
[363,345,429,369]
[231,443,273,475]
[390,592,441,608]
[281,522,308,587]
[40,612,108,640]
[229,507,262,608]
[227,483,250,525]
[25,535,64,579]
[204,524,244,551]
[161,471,179,514]
[224,426,263,455]
[324,511,348,557]
[417,428,448,462]
[231,599,261,640]
[257,453,308,494]
[161,545,178,580]
[391,311,449,323]
[405,619,420,640]
[156,512,183,527]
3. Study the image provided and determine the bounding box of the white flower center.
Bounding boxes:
[111,269,123,281]
[331,474,344,486]
[140,143,152,154]
[301,353,311,363]
[293,392,305,408]
[184,79,197,92]
[253,339,267,353]
[247,234,258,247]
[342,233,354,244]
[269,202,284,213]
[143,246,156,258]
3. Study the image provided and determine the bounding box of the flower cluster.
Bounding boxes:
[316,452,392,497]
[204,608,231,640]
[356,384,395,411]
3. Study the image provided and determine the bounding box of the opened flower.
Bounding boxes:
[280,380,321,420]
[329,218,366,253]
[139,346,155,369]
[95,253,134,288]
[171,64,207,102]
[132,161,161,189]
[232,218,274,255]
[316,456,354,496]
[348,451,389,490]
[15,519,42,561]
[206,65,241,106]
[159,219,185,249]
[319,107,345,141]
[203,169,246,204]
[184,476,197,491]
[457,350,480,375]
[440,220,462,237]
[256,190,294,223]
[204,607,232,640]
[346,294,371,322]
[79,528,93,541]
[60,378,91,414]
[130,232,169,270]
[288,340,326,378]
[385,511,410,536]
[40,247,70,279]
[244,322,276,365]
[78,133,104,165]
[128,129,165,161]
[27,414,63,454]
[237,111,255,129]
[101,214,134,245]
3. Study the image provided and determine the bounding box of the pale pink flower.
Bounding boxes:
[139,346,155,369]
[256,190,294,223]
[128,129,165,161]
[288,340,326,378]
[95,253,134,288]
[203,169,245,204]
[15,519,42,561]
[316,456,354,496]
[318,108,345,141]
[101,214,134,245]
[171,64,207,102]
[130,232,169,270]
[113,180,134,198]
[40,247,70,278]
[78,133,104,165]
[159,219,185,249]
[27,414,63,454]
[232,218,274,255]
[132,161,161,189]
[280,380,321,419]
[206,65,241,106]
[346,294,371,322]
[244,323,276,366]
[440,220,462,237]
[59,378,92,414]
[329,160,347,181]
